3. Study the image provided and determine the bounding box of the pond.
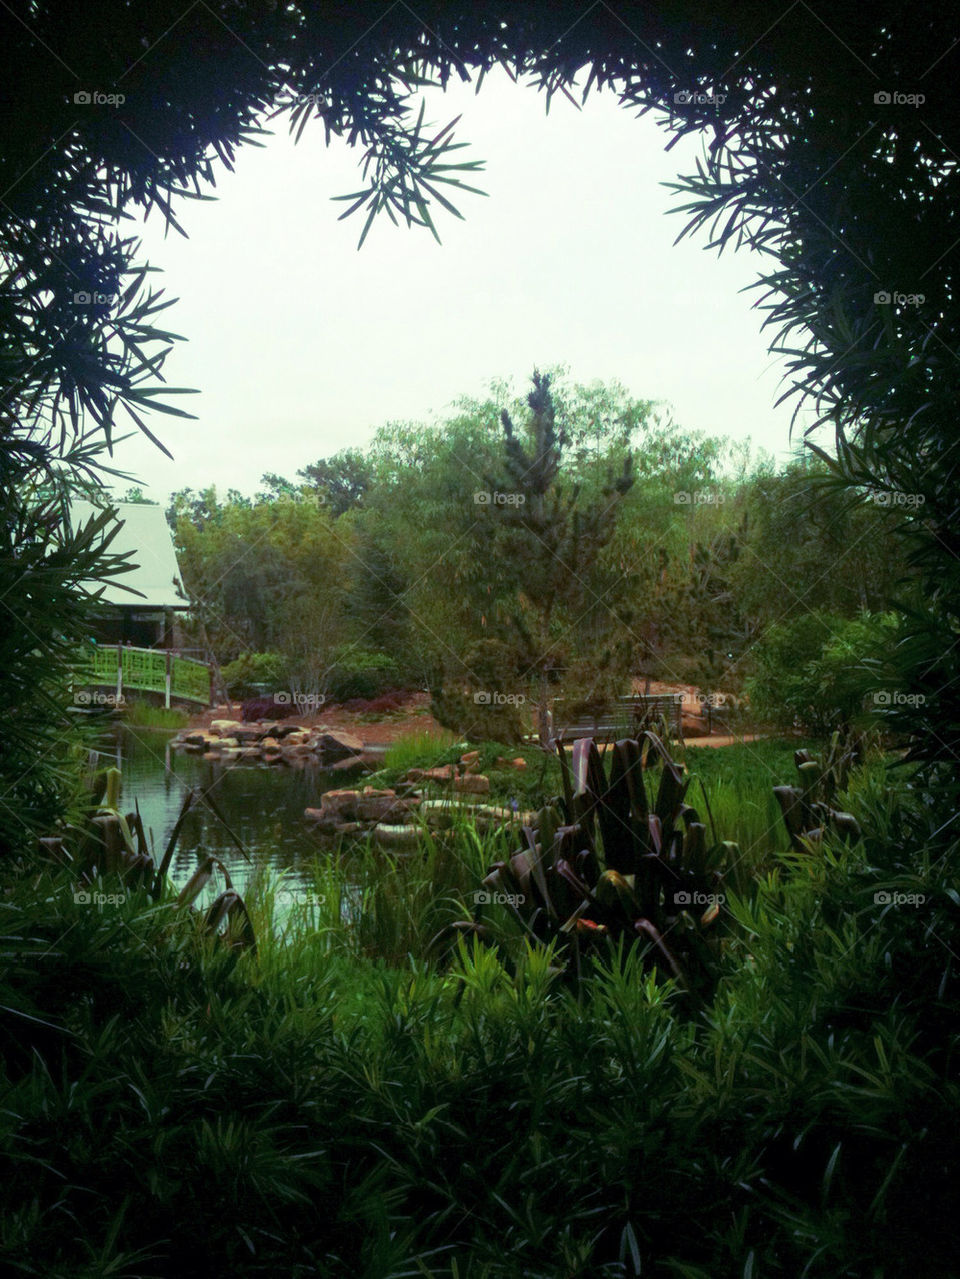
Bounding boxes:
[96,725,373,901]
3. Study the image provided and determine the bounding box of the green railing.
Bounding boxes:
[74,644,211,707]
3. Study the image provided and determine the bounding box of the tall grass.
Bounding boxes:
[246,815,523,970]
[381,728,463,772]
[122,699,190,730]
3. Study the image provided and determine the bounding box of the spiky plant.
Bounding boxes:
[442,732,737,1003]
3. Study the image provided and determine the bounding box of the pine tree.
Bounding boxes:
[445,370,635,745]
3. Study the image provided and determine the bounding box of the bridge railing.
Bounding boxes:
[73,643,211,707]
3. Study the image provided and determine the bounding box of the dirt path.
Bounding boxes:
[190,692,451,747]
[682,734,763,749]
[187,695,760,751]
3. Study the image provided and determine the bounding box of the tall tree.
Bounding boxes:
[433,370,635,744]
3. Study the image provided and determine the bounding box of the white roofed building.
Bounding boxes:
[70,500,188,649]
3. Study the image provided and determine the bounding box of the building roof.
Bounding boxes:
[70,500,187,609]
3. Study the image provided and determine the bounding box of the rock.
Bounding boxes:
[419,799,534,828]
[217,737,239,749]
[405,764,457,785]
[330,754,374,777]
[460,750,480,772]
[363,785,395,797]
[453,773,490,794]
[202,751,220,761]
[304,809,341,834]
[316,729,364,761]
[318,789,361,819]
[283,743,314,758]
[370,824,423,847]
[261,737,280,751]
[183,732,208,746]
[355,795,420,823]
[239,746,261,758]
[283,730,310,746]
[210,719,244,734]
[333,821,362,836]
[495,756,527,770]
[235,728,264,744]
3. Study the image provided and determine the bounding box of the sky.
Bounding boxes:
[118,67,810,501]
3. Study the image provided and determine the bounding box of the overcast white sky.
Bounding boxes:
[118,68,808,500]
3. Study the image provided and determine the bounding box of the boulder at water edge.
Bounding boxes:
[316,730,364,762]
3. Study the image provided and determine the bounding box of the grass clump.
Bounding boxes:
[122,699,191,730]
[381,727,463,772]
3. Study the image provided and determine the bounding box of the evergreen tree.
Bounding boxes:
[434,370,635,744]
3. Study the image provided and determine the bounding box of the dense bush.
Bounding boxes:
[746,610,896,736]
[220,650,291,699]
[325,647,401,702]
[2,774,959,1279]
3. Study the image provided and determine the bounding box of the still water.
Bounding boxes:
[97,726,363,898]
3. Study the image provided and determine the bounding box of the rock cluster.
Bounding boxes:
[305,786,421,835]
[401,753,525,794]
[173,720,372,772]
[302,752,534,845]
[305,785,536,845]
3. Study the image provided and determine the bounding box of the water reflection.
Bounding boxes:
[96,725,356,897]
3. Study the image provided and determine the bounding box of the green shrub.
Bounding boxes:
[326,647,400,701]
[220,650,290,699]
[6,794,960,1279]
[745,609,897,735]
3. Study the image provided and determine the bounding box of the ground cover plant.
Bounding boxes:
[2,753,957,1277]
